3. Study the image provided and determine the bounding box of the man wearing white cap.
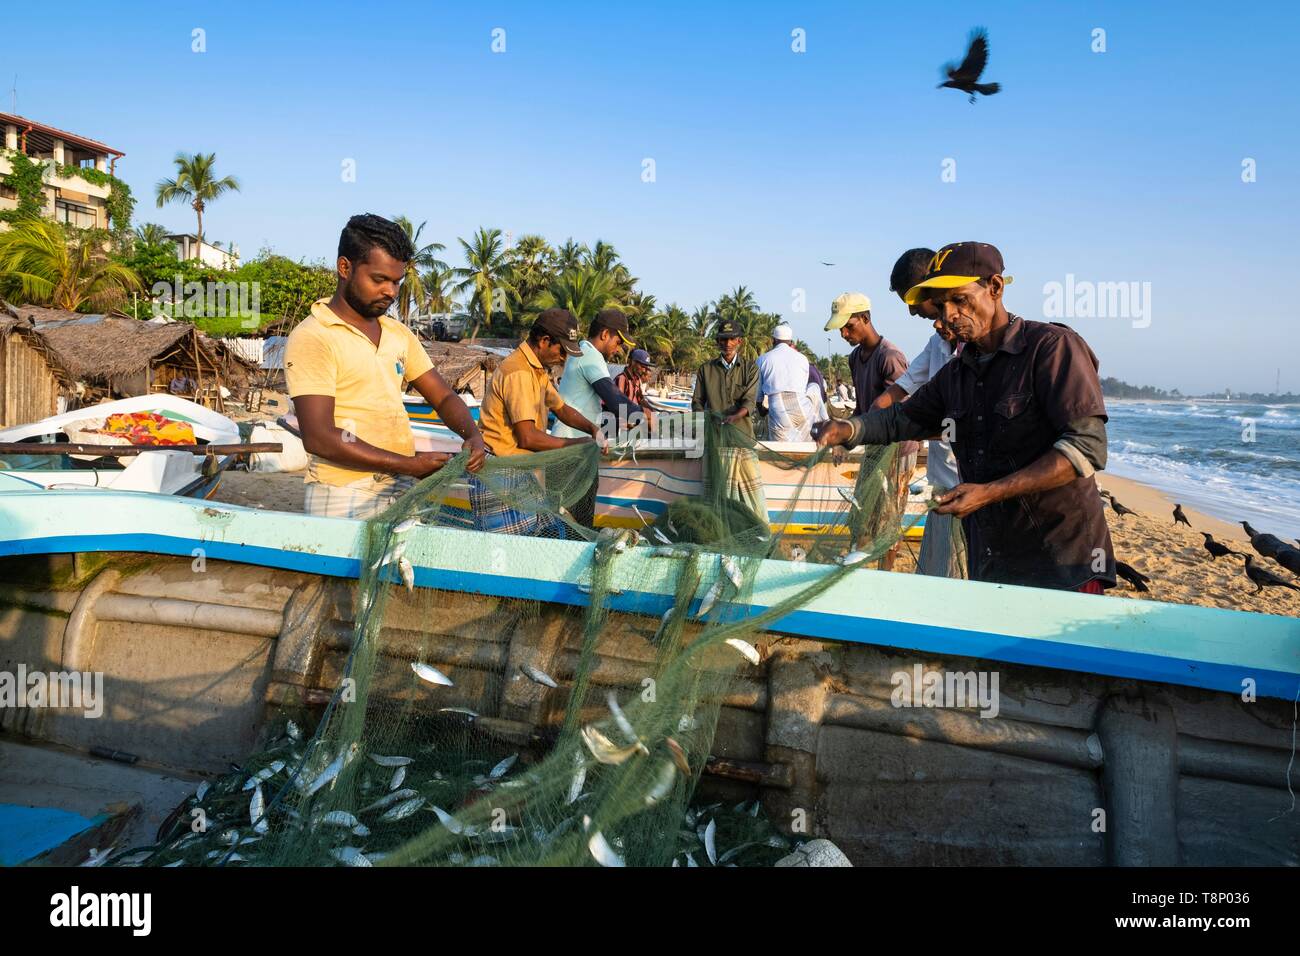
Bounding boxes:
[756,322,825,442]
[826,292,908,415]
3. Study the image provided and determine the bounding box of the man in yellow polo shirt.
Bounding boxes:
[285,214,486,519]
[473,308,600,535]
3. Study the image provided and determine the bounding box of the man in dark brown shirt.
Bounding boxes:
[825,292,909,414]
[814,242,1114,592]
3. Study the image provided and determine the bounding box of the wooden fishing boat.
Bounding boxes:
[0,395,241,499]
[1,489,1296,865]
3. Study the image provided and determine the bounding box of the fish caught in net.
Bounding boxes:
[103,415,916,867]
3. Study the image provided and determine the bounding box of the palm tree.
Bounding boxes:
[552,238,587,275]
[155,152,240,257]
[454,228,516,341]
[0,219,141,312]
[421,263,461,315]
[536,267,621,326]
[392,216,449,323]
[506,234,555,313]
[133,223,169,247]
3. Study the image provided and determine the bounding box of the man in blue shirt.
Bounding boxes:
[553,308,645,527]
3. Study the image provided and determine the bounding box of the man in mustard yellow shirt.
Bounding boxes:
[285,214,486,519]
[473,308,599,535]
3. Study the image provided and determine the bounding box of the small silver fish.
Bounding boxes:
[649,545,690,559]
[488,754,518,779]
[330,846,372,867]
[721,555,743,590]
[724,638,761,665]
[644,760,677,806]
[411,661,453,686]
[652,607,675,643]
[652,528,672,545]
[353,824,371,838]
[606,692,643,749]
[584,816,625,868]
[696,579,723,619]
[789,546,807,563]
[839,550,869,567]
[318,810,361,829]
[398,556,414,592]
[567,751,587,805]
[438,706,479,718]
[837,487,861,511]
[389,766,406,791]
[520,664,557,688]
[380,797,425,821]
[249,783,268,833]
[665,736,692,776]
[368,754,413,768]
[581,726,644,765]
[667,518,678,535]
[393,516,420,534]
[303,742,359,797]
[360,788,417,814]
[703,818,718,865]
[371,540,406,571]
[286,720,301,741]
[432,805,480,836]
[194,781,210,802]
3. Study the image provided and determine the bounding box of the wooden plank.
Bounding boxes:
[0,442,281,457]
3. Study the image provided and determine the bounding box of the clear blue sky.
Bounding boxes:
[5,1,1298,394]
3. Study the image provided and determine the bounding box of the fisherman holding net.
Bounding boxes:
[691,317,768,523]
[813,242,1115,592]
[473,308,602,537]
[285,214,487,520]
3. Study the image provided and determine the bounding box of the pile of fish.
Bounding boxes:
[91,703,793,868]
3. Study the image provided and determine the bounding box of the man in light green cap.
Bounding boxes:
[827,292,908,416]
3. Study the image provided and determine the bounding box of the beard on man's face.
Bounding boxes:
[343,279,392,319]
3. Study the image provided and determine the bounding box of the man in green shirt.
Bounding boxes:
[691,318,759,437]
[691,317,767,525]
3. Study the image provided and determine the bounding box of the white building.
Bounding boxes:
[166,233,240,270]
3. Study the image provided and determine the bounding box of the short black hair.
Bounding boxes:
[889,247,936,294]
[338,214,415,265]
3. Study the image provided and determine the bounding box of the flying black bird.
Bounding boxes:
[1110,497,1138,518]
[1115,561,1150,592]
[939,27,1002,104]
[1274,546,1300,577]
[1240,521,1287,560]
[1173,504,1191,527]
[1200,532,1242,560]
[1243,555,1299,596]
[820,261,835,267]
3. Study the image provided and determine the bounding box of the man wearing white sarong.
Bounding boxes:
[757,323,821,442]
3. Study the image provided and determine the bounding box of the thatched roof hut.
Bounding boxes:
[0,311,75,427]
[0,303,237,413]
[422,340,505,400]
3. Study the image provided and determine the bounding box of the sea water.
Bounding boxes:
[1105,400,1300,539]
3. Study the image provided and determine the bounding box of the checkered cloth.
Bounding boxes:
[303,474,415,520]
[712,446,768,524]
[468,470,567,538]
[916,486,969,579]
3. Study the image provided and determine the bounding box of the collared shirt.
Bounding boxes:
[895,332,961,489]
[899,314,1114,590]
[757,343,819,439]
[692,354,759,438]
[480,340,566,456]
[284,299,433,486]
[849,336,908,415]
[553,340,610,440]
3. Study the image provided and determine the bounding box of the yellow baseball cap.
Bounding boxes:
[903,242,1013,305]
[826,292,872,331]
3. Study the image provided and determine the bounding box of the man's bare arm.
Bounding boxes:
[409,369,487,471]
[512,418,594,452]
[294,395,449,477]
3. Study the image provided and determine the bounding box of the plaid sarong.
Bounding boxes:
[916,498,969,579]
[713,446,768,524]
[303,474,415,520]
[468,470,567,538]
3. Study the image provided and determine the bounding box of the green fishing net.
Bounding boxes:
[110,415,914,867]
